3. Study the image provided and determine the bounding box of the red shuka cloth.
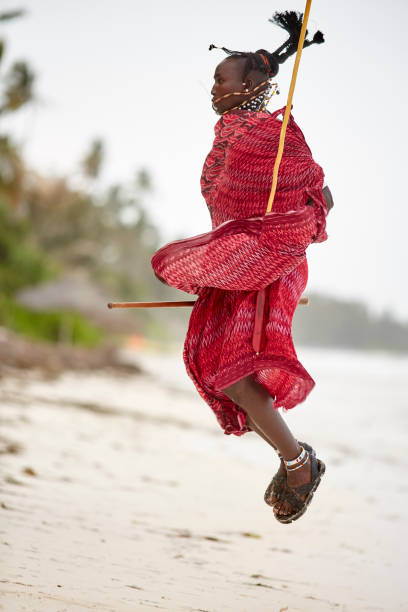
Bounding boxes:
[151,108,329,435]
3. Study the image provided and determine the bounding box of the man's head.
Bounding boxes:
[209,10,324,115]
[211,53,277,114]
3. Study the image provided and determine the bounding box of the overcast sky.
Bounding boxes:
[3,0,408,321]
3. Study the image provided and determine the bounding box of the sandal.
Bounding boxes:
[274,451,325,524]
[264,441,316,507]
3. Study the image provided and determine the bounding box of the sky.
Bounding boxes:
[2,0,408,321]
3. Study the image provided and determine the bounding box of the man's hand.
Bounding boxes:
[322,185,334,210]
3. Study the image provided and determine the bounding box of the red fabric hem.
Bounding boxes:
[215,355,315,397]
[184,352,315,437]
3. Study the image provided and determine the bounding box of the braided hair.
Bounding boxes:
[209,11,324,80]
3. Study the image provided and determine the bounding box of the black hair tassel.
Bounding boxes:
[312,31,325,44]
[269,10,305,40]
[269,10,325,64]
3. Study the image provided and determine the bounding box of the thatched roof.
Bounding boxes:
[17,275,137,333]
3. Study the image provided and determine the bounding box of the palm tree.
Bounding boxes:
[0,8,35,115]
[0,61,35,115]
[0,8,34,206]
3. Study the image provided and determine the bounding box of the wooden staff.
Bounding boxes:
[253,0,312,355]
[107,296,308,309]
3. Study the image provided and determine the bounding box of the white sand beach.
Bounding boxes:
[1,346,407,611]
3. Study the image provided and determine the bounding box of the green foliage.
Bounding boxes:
[0,10,26,23]
[0,136,25,206]
[0,11,34,116]
[0,296,103,347]
[0,61,35,114]
[26,167,166,303]
[0,199,54,295]
[0,201,104,347]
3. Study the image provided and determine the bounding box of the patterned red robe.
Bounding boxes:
[152,107,328,435]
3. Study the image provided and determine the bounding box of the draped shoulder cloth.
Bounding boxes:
[152,107,328,294]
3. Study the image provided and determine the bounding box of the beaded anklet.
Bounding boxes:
[283,446,310,472]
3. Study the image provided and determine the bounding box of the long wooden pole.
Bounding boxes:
[266,0,312,213]
[108,300,196,309]
[253,0,312,354]
[108,296,309,309]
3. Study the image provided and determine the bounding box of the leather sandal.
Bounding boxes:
[274,452,325,524]
[264,441,315,507]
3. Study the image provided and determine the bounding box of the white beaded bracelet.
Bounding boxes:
[284,446,306,467]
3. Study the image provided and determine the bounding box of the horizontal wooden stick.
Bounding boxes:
[108,300,196,309]
[107,296,308,309]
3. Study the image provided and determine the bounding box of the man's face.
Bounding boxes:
[211,58,247,114]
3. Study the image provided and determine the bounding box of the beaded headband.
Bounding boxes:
[259,53,274,76]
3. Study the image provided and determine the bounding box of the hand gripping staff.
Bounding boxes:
[108,0,314,346]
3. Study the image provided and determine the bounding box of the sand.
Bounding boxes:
[0,347,407,611]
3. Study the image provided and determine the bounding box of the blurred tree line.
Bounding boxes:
[293,294,408,353]
[0,8,175,346]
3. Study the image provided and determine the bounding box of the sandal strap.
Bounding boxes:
[275,485,305,512]
[271,473,285,487]
[265,474,284,495]
[265,444,317,508]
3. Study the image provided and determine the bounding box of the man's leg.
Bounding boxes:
[245,415,277,449]
[224,376,300,459]
[223,375,312,516]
